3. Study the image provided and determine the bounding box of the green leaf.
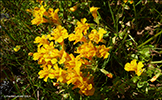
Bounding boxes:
[132,76,140,83]
[137,81,146,88]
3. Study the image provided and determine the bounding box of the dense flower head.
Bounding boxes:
[90,6,100,19]
[124,59,144,76]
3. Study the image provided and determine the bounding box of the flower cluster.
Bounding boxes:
[27,1,151,97]
[26,1,60,26]
[28,3,111,95]
[124,59,144,76]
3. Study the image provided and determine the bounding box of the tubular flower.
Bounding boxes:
[96,45,110,59]
[53,64,67,83]
[150,73,161,83]
[48,8,61,25]
[76,18,90,35]
[66,69,95,96]
[75,41,97,60]
[66,54,82,70]
[31,15,48,26]
[88,28,107,44]
[124,59,144,76]
[59,50,71,64]
[70,5,77,12]
[75,76,95,96]
[31,2,49,25]
[13,45,21,52]
[69,18,89,44]
[100,69,113,78]
[68,31,87,45]
[90,6,100,19]
[66,70,82,85]
[49,25,68,43]
[34,34,51,47]
[38,65,55,82]
[27,1,61,25]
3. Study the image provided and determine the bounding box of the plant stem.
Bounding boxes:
[138,30,162,48]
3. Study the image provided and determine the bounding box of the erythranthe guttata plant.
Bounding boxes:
[26,0,162,98]
[27,1,112,96]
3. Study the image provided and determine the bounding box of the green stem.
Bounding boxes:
[150,60,162,64]
[133,2,137,30]
[108,1,115,28]
[138,30,162,48]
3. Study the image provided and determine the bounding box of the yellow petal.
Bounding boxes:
[51,58,57,64]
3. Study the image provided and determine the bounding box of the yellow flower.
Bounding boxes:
[78,76,95,96]
[38,65,55,82]
[31,15,48,26]
[66,69,95,96]
[123,0,128,3]
[68,31,87,44]
[53,64,67,83]
[66,54,82,74]
[129,0,133,4]
[59,50,70,64]
[13,45,21,52]
[124,59,144,76]
[97,45,110,59]
[31,3,48,25]
[77,18,90,35]
[49,25,68,43]
[88,28,106,44]
[75,42,97,60]
[135,61,144,76]
[48,8,61,25]
[90,6,100,19]
[124,59,137,71]
[28,52,33,56]
[34,34,51,49]
[33,41,60,65]
[70,5,77,12]
[69,18,89,44]
[123,0,133,4]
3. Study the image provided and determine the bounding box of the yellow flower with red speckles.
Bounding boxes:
[124,59,144,76]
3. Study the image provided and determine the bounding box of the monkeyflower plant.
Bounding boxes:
[27,1,111,96]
